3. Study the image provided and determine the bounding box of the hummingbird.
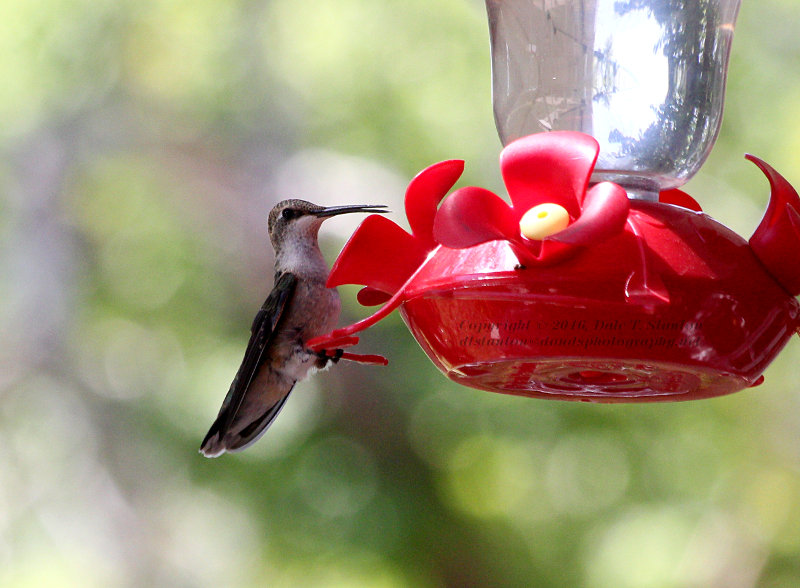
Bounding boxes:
[200,199,388,457]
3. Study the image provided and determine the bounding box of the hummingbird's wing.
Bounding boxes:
[200,271,298,456]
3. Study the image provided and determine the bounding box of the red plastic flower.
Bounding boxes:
[325,158,464,305]
[307,159,465,355]
[747,154,800,295]
[309,132,634,353]
[432,131,630,266]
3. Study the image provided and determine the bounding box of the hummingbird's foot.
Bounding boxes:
[313,346,388,366]
[315,347,344,366]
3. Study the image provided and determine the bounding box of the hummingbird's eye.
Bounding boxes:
[281,208,297,221]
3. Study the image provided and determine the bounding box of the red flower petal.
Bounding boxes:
[434,186,518,248]
[500,131,599,217]
[405,159,465,249]
[659,189,702,212]
[747,154,800,295]
[356,287,392,306]
[327,214,430,295]
[551,181,629,245]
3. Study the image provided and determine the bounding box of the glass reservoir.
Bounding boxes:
[486,0,742,200]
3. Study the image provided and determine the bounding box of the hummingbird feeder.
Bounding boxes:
[310,0,800,402]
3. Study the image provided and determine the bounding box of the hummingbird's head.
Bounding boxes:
[268,199,388,253]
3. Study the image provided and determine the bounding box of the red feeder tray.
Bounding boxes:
[309,132,800,402]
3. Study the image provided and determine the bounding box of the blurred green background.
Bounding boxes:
[2,1,800,586]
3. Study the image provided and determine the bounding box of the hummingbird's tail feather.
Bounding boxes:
[199,389,293,458]
[199,428,227,458]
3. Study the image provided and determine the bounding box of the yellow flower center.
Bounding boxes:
[519,203,570,240]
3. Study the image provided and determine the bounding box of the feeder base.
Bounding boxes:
[447,358,754,403]
[396,201,800,402]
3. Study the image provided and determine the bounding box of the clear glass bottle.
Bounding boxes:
[486,0,742,200]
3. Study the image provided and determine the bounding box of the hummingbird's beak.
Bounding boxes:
[313,204,390,218]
